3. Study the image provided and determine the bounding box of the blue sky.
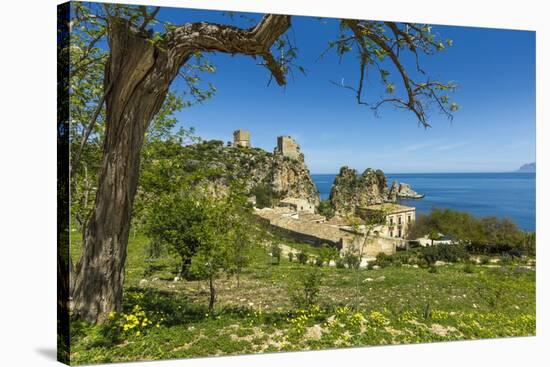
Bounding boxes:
[157,7,536,174]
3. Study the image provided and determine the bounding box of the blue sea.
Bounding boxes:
[311,172,536,231]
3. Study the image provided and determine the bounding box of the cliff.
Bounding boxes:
[180,140,320,206]
[329,167,391,216]
[329,168,424,216]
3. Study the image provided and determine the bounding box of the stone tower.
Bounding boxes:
[277,136,300,160]
[233,129,251,148]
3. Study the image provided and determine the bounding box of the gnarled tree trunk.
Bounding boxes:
[72,15,291,323]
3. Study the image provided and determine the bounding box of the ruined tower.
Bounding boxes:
[233,129,251,148]
[277,135,300,160]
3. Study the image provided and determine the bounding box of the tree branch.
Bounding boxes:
[164,14,291,85]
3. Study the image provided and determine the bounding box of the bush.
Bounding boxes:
[428,265,438,273]
[315,256,324,267]
[343,252,361,269]
[499,254,514,266]
[479,255,490,265]
[463,262,475,273]
[375,252,392,268]
[270,243,281,265]
[288,252,294,262]
[291,268,322,307]
[335,257,345,269]
[297,251,308,265]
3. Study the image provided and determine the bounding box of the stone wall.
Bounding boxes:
[256,208,399,257]
[277,136,300,160]
[233,129,250,147]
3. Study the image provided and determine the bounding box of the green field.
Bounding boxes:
[69,232,535,365]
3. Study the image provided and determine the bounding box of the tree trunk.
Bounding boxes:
[72,15,291,323]
[208,275,216,314]
[72,19,176,322]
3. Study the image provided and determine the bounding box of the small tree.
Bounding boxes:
[291,268,322,308]
[270,243,282,265]
[347,210,387,309]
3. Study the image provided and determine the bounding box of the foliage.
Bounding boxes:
[288,252,294,262]
[251,183,278,209]
[463,262,475,274]
[317,199,335,219]
[69,229,535,364]
[270,243,282,265]
[408,208,531,255]
[291,268,322,307]
[297,251,309,265]
[343,251,361,269]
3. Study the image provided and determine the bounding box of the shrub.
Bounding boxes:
[375,252,392,268]
[297,251,308,265]
[463,262,475,273]
[270,243,281,265]
[315,256,324,267]
[428,265,438,273]
[479,255,490,265]
[288,252,294,262]
[335,257,346,269]
[343,252,361,269]
[499,254,514,266]
[417,257,429,269]
[291,268,322,307]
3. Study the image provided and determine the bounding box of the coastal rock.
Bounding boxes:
[388,181,399,202]
[397,182,424,199]
[329,167,388,216]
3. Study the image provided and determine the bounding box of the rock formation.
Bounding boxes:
[329,169,425,216]
[329,167,390,216]
[180,139,320,206]
[395,182,424,199]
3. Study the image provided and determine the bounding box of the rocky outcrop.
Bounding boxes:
[395,182,424,199]
[387,181,399,202]
[271,150,320,206]
[329,168,425,216]
[329,167,390,216]
[180,140,320,206]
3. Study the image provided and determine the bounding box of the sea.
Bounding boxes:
[311,172,536,232]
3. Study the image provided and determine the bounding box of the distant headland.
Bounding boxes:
[516,162,536,173]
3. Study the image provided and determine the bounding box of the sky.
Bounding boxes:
[155,7,536,174]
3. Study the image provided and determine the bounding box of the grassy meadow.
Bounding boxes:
[69,231,535,365]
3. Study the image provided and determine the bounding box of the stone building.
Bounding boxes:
[278,197,315,213]
[276,135,300,160]
[357,203,416,239]
[233,129,251,147]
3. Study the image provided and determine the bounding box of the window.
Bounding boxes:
[398,216,402,225]
[398,229,402,237]
[389,230,393,237]
[407,215,411,223]
[389,217,394,225]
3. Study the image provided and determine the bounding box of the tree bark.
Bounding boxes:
[208,274,216,314]
[72,14,291,323]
